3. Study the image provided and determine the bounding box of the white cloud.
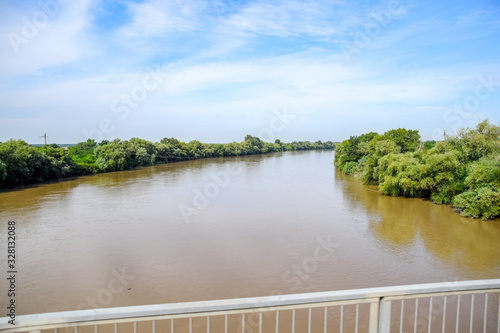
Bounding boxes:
[118,0,356,39]
[3,48,495,120]
[0,0,498,142]
[0,0,95,76]
[152,51,462,106]
[220,0,343,37]
[120,0,204,36]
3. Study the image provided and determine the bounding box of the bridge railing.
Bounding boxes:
[1,279,499,333]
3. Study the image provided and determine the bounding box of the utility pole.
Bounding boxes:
[444,130,447,140]
[40,133,48,145]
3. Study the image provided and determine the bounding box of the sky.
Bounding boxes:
[0,0,499,144]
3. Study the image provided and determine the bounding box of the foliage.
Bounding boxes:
[423,140,436,150]
[69,138,98,172]
[377,152,426,198]
[463,156,500,190]
[334,132,377,171]
[0,160,6,181]
[342,161,358,175]
[456,120,500,163]
[334,120,500,219]
[0,140,58,185]
[452,154,500,219]
[0,135,334,188]
[381,128,421,153]
[454,188,500,220]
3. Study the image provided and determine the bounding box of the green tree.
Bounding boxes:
[453,155,500,219]
[0,140,52,185]
[456,119,500,163]
[93,141,129,172]
[69,138,98,172]
[186,140,205,159]
[382,128,420,153]
[0,134,335,188]
[377,152,426,197]
[335,120,500,220]
[454,188,500,220]
[423,140,436,150]
[360,140,401,184]
[36,145,79,177]
[424,150,463,204]
[0,159,7,182]
[244,135,264,154]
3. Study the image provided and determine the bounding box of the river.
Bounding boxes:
[0,151,499,331]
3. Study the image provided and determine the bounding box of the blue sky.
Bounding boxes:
[0,0,499,144]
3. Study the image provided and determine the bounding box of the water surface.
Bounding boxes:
[0,151,499,317]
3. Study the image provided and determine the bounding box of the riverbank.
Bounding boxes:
[0,135,334,189]
[334,120,500,220]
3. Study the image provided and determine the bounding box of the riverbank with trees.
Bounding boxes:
[0,135,334,188]
[334,120,500,220]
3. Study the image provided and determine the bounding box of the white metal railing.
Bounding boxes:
[1,279,499,333]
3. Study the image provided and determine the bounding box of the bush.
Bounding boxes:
[334,120,500,220]
[377,152,426,198]
[464,157,500,190]
[342,161,358,175]
[454,188,500,220]
[0,135,334,188]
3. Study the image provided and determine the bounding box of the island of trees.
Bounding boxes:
[334,120,500,220]
[0,135,334,189]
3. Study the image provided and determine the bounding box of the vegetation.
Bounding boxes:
[334,120,500,220]
[0,135,334,188]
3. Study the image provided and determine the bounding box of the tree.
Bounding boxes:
[456,119,500,163]
[69,138,98,172]
[244,135,264,154]
[0,140,53,185]
[382,128,420,153]
[224,142,242,156]
[0,160,7,182]
[135,147,151,165]
[424,150,463,204]
[377,152,426,197]
[454,188,500,220]
[93,142,129,172]
[129,138,156,165]
[463,157,500,190]
[453,155,500,219]
[36,145,79,177]
[423,140,436,150]
[0,134,336,188]
[335,120,500,219]
[360,140,401,184]
[186,140,205,159]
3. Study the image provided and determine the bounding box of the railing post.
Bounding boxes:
[369,301,379,333]
[378,297,392,333]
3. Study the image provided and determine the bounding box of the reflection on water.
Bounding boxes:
[0,151,498,317]
[336,170,500,274]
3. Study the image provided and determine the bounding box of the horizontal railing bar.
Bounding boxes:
[1,279,499,332]
[0,298,381,333]
[383,288,500,301]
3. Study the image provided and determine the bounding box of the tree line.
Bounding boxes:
[334,120,500,220]
[0,135,334,188]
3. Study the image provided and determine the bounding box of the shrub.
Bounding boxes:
[342,161,358,175]
[454,188,500,220]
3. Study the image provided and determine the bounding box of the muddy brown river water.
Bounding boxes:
[0,151,499,332]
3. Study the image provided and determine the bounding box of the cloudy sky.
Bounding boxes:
[0,0,499,144]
